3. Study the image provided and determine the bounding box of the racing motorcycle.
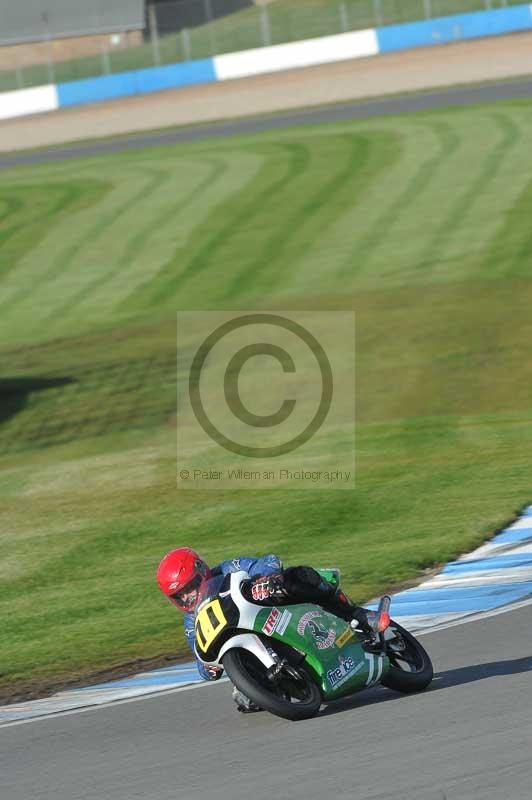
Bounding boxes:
[194,569,433,720]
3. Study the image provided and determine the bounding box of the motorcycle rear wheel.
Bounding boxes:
[381,620,433,693]
[223,648,321,721]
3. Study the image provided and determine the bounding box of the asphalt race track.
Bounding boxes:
[2,605,531,800]
[1,76,532,171]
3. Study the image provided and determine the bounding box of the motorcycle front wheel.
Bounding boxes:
[222,648,321,721]
[381,620,433,693]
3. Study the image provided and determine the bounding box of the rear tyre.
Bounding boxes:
[222,648,321,721]
[381,620,433,693]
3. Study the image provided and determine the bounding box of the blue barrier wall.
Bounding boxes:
[16,3,532,116]
[57,58,216,107]
[376,4,532,53]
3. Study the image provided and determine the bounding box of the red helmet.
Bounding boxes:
[157,547,211,612]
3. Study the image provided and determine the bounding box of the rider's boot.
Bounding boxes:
[232,687,263,714]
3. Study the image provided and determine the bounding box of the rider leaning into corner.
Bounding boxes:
[156,547,373,713]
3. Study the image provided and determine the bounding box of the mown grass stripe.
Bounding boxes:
[91,157,228,316]
[414,110,521,274]
[482,175,532,278]
[338,120,461,279]
[37,166,171,329]
[0,181,107,283]
[0,168,157,329]
[145,141,312,305]
[226,131,399,301]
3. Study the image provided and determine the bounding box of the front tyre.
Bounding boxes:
[381,620,433,693]
[222,648,321,721]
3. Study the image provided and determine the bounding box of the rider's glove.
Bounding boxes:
[251,573,287,602]
[204,665,223,681]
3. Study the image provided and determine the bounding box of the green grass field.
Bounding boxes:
[1,98,532,695]
[0,0,518,91]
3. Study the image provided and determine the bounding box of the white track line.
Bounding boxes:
[0,677,230,730]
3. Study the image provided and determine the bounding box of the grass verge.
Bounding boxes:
[1,97,531,696]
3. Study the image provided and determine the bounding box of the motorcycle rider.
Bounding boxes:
[156,547,372,712]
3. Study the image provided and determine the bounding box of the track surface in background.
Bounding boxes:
[3,76,532,170]
[2,607,531,800]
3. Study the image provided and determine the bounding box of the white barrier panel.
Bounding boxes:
[214,29,378,81]
[0,84,58,121]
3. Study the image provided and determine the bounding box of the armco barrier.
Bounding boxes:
[1,5,532,122]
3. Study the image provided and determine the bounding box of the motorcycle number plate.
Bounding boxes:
[195,599,228,654]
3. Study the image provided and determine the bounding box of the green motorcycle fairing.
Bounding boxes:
[194,570,389,701]
[253,603,390,700]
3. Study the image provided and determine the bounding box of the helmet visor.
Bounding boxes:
[169,573,204,612]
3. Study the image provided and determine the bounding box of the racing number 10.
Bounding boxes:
[195,599,228,654]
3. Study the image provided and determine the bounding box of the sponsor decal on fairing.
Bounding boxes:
[297,610,336,649]
[262,608,281,635]
[275,609,292,635]
[262,608,292,636]
[327,655,363,688]
[335,628,354,648]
